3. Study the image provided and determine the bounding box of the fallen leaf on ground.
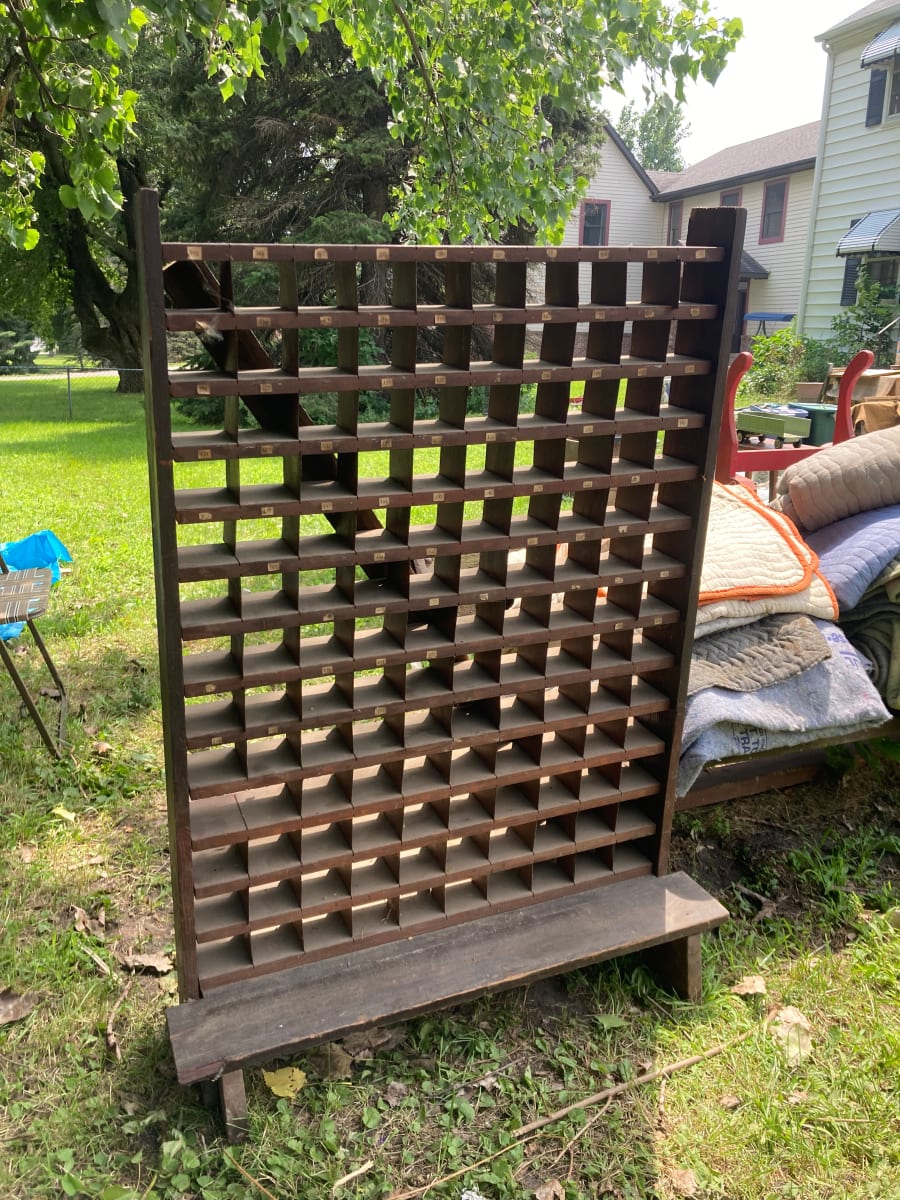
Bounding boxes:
[719,1094,742,1110]
[731,974,767,996]
[18,845,36,864]
[117,951,173,975]
[91,740,113,756]
[769,1006,812,1065]
[39,686,61,699]
[669,1167,699,1196]
[341,1026,406,1059]
[307,1043,353,1080]
[71,905,106,939]
[384,1081,408,1108]
[534,1181,565,1200]
[0,989,38,1027]
[262,1066,307,1098]
[51,805,76,823]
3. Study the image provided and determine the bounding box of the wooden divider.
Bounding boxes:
[137,192,744,1132]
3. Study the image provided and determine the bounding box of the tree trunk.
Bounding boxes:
[40,137,146,375]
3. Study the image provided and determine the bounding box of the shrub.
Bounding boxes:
[827,265,896,367]
[744,325,805,398]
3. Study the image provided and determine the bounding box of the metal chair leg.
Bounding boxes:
[0,632,65,757]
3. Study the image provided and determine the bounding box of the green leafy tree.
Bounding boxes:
[0,2,740,246]
[0,2,740,377]
[0,314,38,367]
[616,96,690,172]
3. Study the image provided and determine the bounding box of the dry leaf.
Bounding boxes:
[719,1094,742,1110]
[731,974,767,997]
[341,1026,405,1059]
[118,951,173,975]
[669,1167,699,1196]
[769,1006,812,1065]
[262,1066,307,1098]
[51,804,76,823]
[91,740,113,756]
[18,845,36,864]
[307,1043,354,1080]
[0,988,38,1027]
[39,686,61,699]
[71,905,106,939]
[384,1081,408,1108]
[535,1180,565,1200]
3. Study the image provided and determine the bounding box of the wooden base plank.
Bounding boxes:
[168,872,727,1086]
[676,718,899,812]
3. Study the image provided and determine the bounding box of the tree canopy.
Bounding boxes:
[0,1,741,247]
[617,96,691,172]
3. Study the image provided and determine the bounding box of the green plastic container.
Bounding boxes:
[802,402,837,446]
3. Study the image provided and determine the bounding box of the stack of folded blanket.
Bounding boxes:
[677,431,898,795]
[779,426,900,714]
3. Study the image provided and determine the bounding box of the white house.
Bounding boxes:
[797,0,900,340]
[652,124,818,339]
[564,123,817,351]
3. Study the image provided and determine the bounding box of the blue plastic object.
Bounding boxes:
[0,530,72,639]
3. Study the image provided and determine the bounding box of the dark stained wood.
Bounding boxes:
[168,871,727,1085]
[219,1071,248,1144]
[139,195,745,1088]
[642,932,702,1002]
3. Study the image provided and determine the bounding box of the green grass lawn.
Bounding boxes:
[0,376,898,1200]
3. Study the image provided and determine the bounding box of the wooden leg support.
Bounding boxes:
[200,1071,249,1142]
[642,934,703,1003]
[220,1071,249,1143]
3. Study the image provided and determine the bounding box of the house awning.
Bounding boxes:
[740,249,769,280]
[860,21,900,67]
[836,209,900,255]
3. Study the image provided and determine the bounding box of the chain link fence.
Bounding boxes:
[0,365,143,418]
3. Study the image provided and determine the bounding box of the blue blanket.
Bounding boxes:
[805,505,900,612]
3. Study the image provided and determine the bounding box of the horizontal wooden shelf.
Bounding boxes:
[178,551,686,639]
[181,597,681,695]
[167,354,712,399]
[176,505,692,581]
[169,406,707,462]
[160,240,727,265]
[185,719,667,800]
[182,648,674,749]
[165,301,720,333]
[172,459,699,524]
[188,759,663,851]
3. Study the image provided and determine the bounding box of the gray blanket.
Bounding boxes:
[678,621,890,796]
[687,613,831,695]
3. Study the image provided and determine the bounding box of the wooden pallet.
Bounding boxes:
[136,193,746,1133]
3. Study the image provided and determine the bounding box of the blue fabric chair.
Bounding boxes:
[0,531,71,756]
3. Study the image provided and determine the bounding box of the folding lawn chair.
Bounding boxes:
[0,549,68,757]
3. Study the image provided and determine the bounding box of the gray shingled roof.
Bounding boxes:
[818,0,900,42]
[652,122,819,202]
[647,169,682,190]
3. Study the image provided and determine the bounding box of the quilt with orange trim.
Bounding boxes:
[695,482,837,638]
